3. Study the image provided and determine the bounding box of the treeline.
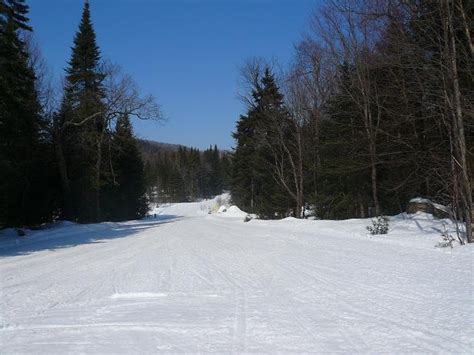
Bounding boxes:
[0,1,157,228]
[231,1,473,241]
[142,144,231,203]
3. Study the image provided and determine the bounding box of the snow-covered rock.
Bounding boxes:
[407,197,450,219]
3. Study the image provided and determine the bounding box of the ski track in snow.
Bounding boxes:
[0,197,473,353]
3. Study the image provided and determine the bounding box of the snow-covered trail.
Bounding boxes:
[0,200,472,353]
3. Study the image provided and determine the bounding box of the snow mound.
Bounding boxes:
[217,205,227,213]
[150,193,232,217]
[220,205,247,218]
[281,217,299,222]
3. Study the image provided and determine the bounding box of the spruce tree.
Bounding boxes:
[0,0,55,227]
[103,115,148,221]
[187,148,201,200]
[58,0,106,222]
[232,68,292,218]
[201,145,223,198]
[220,152,232,191]
[317,63,372,218]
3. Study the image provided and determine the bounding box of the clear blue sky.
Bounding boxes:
[29,0,318,149]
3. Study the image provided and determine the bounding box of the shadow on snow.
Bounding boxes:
[0,214,181,258]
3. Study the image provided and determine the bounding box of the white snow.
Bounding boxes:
[409,197,434,203]
[408,197,450,213]
[222,205,248,218]
[0,197,472,353]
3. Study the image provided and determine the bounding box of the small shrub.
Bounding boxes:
[435,223,460,248]
[366,216,389,235]
[435,232,456,249]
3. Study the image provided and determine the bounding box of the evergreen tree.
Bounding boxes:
[220,152,232,191]
[232,114,258,212]
[318,63,372,218]
[57,0,106,222]
[210,144,223,195]
[187,148,202,200]
[103,115,148,221]
[201,145,223,198]
[0,0,56,227]
[232,68,292,218]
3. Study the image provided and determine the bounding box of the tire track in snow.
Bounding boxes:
[279,259,463,352]
[232,290,247,351]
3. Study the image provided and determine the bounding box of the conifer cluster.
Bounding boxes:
[143,144,231,203]
[0,0,57,227]
[232,69,293,218]
[0,1,150,227]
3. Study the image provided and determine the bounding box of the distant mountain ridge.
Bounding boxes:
[137,139,231,155]
[137,139,188,155]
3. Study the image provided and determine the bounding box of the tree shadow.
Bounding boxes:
[409,214,446,234]
[0,214,182,258]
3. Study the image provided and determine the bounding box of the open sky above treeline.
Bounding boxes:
[29,0,318,149]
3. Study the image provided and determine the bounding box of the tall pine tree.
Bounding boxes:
[56,0,106,222]
[0,0,55,227]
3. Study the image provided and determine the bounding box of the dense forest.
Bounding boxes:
[0,0,472,243]
[139,140,231,203]
[230,1,473,242]
[0,0,158,227]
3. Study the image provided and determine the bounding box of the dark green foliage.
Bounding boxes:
[231,68,293,219]
[0,0,58,227]
[142,144,230,203]
[314,63,372,219]
[58,0,106,222]
[102,115,148,221]
[201,145,223,198]
[52,1,149,223]
[220,152,232,190]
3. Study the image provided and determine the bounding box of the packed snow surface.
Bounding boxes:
[0,196,472,353]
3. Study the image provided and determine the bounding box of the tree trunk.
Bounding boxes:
[94,120,106,223]
[445,0,472,242]
[370,148,380,216]
[364,104,380,216]
[250,178,254,210]
[95,141,102,222]
[53,128,72,219]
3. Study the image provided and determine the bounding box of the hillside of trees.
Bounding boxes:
[230,1,473,242]
[139,141,231,203]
